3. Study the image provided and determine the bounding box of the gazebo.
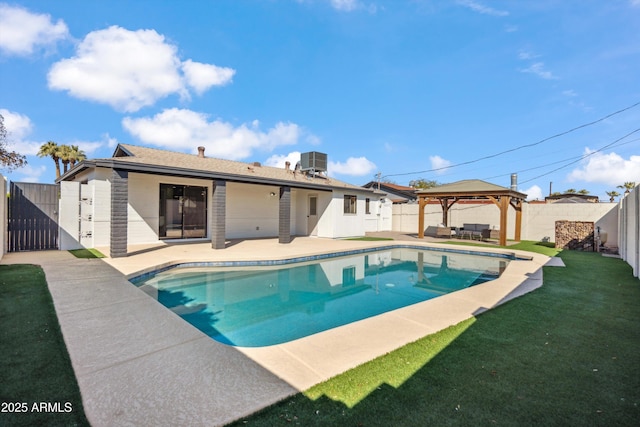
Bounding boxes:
[416,179,527,246]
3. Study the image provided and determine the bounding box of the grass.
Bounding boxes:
[0,264,89,427]
[446,239,562,257]
[69,248,105,258]
[228,248,640,426]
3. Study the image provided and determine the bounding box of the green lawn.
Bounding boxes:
[69,248,105,258]
[229,249,640,426]
[0,264,89,427]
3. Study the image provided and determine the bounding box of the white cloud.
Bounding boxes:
[518,50,539,60]
[306,134,322,145]
[456,0,509,17]
[14,164,46,183]
[0,4,69,56]
[567,149,640,186]
[520,62,558,80]
[330,0,359,11]
[103,133,120,149]
[48,26,235,112]
[264,152,302,168]
[122,108,301,160]
[326,0,377,13]
[429,155,452,174]
[0,108,41,155]
[182,59,235,95]
[329,156,376,176]
[523,184,543,201]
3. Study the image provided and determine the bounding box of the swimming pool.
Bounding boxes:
[132,247,510,347]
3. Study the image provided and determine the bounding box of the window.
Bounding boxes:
[365,198,370,214]
[342,266,356,286]
[343,195,357,214]
[159,184,207,239]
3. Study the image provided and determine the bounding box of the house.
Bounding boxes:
[57,144,392,257]
[545,193,600,203]
[362,181,417,203]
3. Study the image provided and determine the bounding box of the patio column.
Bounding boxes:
[211,180,226,249]
[110,168,128,258]
[279,186,291,244]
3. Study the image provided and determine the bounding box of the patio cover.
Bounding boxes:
[416,179,527,246]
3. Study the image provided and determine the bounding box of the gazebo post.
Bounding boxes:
[499,196,509,246]
[418,196,426,238]
[441,197,449,226]
[514,200,523,242]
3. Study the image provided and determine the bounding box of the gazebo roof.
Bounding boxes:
[415,179,527,200]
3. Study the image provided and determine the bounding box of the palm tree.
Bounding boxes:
[617,182,636,195]
[37,141,61,179]
[68,145,86,168]
[58,144,72,174]
[577,189,589,195]
[606,190,620,202]
[565,188,577,194]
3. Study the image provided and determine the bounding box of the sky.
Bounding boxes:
[1,0,639,201]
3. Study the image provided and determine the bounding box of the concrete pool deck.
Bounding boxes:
[1,235,563,426]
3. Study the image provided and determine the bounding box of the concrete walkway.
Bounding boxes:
[1,236,561,426]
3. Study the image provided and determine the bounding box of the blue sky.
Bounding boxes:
[1,0,639,201]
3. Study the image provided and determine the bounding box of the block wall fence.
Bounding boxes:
[392,201,619,247]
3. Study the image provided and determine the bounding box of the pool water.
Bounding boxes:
[133,248,509,347]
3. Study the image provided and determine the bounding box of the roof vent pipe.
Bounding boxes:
[197,146,205,158]
[510,173,517,191]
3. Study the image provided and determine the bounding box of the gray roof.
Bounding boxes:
[415,179,527,199]
[60,143,378,194]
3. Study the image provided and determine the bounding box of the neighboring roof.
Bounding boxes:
[545,193,599,203]
[362,181,417,201]
[58,144,380,194]
[415,179,527,199]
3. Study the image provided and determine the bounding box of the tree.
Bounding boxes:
[606,190,620,202]
[68,145,86,168]
[58,144,72,174]
[577,189,590,195]
[409,178,440,189]
[617,182,636,194]
[38,141,62,179]
[0,113,28,171]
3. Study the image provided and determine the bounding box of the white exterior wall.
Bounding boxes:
[619,186,640,278]
[364,198,393,232]
[58,166,387,248]
[321,190,371,238]
[59,181,82,250]
[392,201,619,245]
[226,182,280,239]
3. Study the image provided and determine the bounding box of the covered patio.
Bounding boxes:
[416,179,527,246]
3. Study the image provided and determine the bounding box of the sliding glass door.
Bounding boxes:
[159,184,207,239]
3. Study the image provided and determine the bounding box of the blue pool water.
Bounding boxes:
[132,247,510,347]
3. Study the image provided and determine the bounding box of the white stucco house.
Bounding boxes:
[57,144,392,257]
